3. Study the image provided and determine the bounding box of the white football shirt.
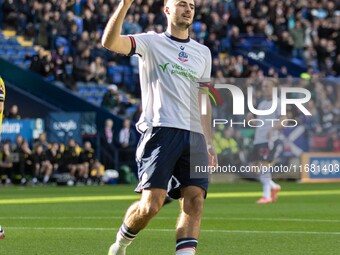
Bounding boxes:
[130,32,212,134]
[253,98,280,145]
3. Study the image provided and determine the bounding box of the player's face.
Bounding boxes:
[167,0,195,29]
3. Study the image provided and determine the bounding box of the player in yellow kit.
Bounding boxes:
[0,76,6,240]
[0,76,6,132]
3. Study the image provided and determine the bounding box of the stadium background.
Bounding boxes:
[0,0,339,184]
[0,0,340,254]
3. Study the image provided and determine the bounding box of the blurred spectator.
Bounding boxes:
[234,129,246,164]
[32,144,52,184]
[115,94,133,116]
[13,135,24,152]
[277,31,294,56]
[18,140,33,184]
[101,84,119,109]
[91,41,108,62]
[132,104,143,123]
[327,131,340,152]
[2,0,16,29]
[102,118,115,147]
[1,0,339,84]
[289,21,305,59]
[230,26,242,49]
[122,14,142,35]
[97,3,110,31]
[89,56,106,84]
[12,135,23,181]
[79,141,103,184]
[68,23,80,56]
[319,100,335,134]
[302,99,322,134]
[46,142,62,174]
[33,132,49,152]
[64,11,76,35]
[0,142,13,186]
[36,12,51,49]
[83,9,97,34]
[6,105,21,119]
[40,51,55,80]
[100,118,118,168]
[50,11,68,39]
[315,38,333,73]
[16,0,30,35]
[118,118,136,149]
[1,0,339,172]
[73,48,91,82]
[62,138,83,181]
[213,127,240,166]
[51,46,68,82]
[28,48,46,74]
[118,118,137,164]
[28,49,55,80]
[333,55,340,76]
[76,31,90,55]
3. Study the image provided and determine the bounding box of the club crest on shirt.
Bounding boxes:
[178,46,188,62]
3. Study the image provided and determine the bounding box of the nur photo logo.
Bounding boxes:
[199,79,312,128]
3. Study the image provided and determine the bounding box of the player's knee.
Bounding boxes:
[185,194,204,215]
[138,201,162,218]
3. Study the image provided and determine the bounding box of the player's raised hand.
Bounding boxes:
[122,0,134,6]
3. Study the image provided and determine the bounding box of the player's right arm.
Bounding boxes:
[101,0,134,55]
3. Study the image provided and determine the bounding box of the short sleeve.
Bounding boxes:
[129,32,156,58]
[199,47,212,83]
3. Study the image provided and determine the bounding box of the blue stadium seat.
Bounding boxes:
[86,82,97,88]
[23,60,31,69]
[111,65,124,84]
[17,49,27,58]
[193,21,202,34]
[13,59,24,68]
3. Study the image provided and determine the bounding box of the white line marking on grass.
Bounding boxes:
[1,189,340,205]
[5,227,340,235]
[1,216,340,223]
[208,189,340,198]
[202,217,340,223]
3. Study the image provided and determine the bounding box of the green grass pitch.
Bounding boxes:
[0,182,340,255]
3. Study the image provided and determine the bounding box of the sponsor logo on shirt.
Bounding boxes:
[159,62,198,82]
[178,46,188,62]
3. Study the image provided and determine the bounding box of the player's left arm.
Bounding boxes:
[198,48,217,167]
[199,88,218,167]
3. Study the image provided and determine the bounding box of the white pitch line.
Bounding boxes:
[202,217,340,223]
[4,227,340,235]
[1,216,340,223]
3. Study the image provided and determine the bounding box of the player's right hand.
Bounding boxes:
[122,0,134,5]
[208,145,218,168]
